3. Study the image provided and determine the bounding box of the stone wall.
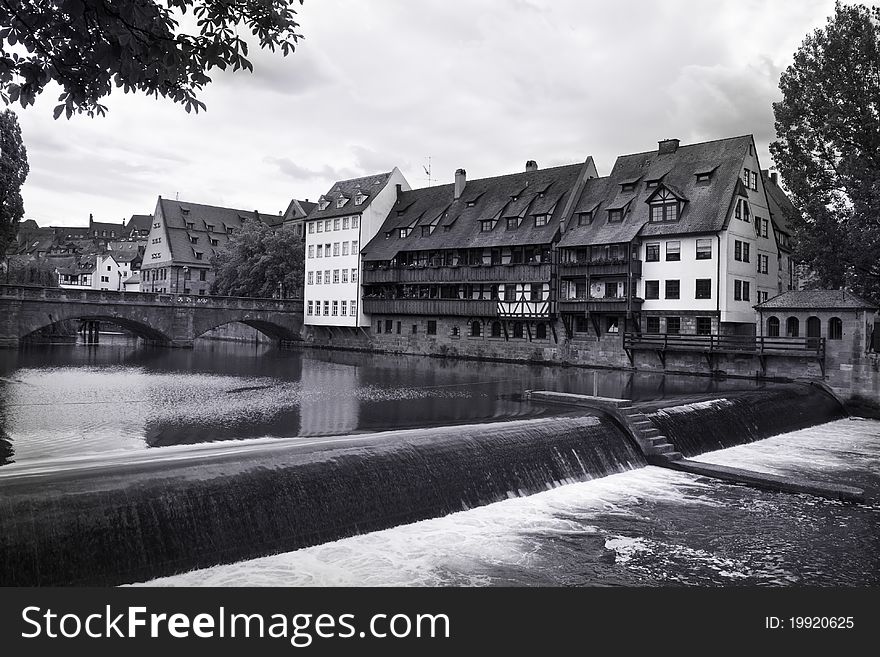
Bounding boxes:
[197,322,273,344]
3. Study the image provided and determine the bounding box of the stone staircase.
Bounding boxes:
[617,404,683,463]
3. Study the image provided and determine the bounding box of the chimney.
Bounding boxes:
[658,138,680,155]
[396,183,402,198]
[454,168,466,200]
[525,160,538,172]
[770,171,778,185]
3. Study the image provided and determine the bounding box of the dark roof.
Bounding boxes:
[559,135,752,247]
[361,162,591,261]
[157,198,276,267]
[125,214,153,232]
[761,170,798,236]
[755,290,878,310]
[309,172,394,220]
[89,219,125,234]
[282,198,317,223]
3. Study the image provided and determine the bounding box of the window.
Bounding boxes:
[534,214,549,227]
[376,320,382,334]
[333,243,340,257]
[399,228,409,239]
[758,254,769,274]
[307,272,313,285]
[734,279,750,301]
[665,280,680,299]
[767,316,780,337]
[574,316,589,333]
[608,209,623,223]
[645,280,660,299]
[696,239,712,260]
[332,301,338,316]
[606,317,619,333]
[210,238,219,246]
[323,301,329,316]
[334,218,340,231]
[666,241,681,261]
[340,301,347,316]
[742,168,751,187]
[333,270,340,284]
[194,252,203,260]
[743,242,750,263]
[352,240,358,252]
[422,225,433,237]
[316,222,323,233]
[666,317,681,334]
[451,325,460,337]
[315,271,322,284]
[758,291,769,303]
[325,220,331,232]
[184,222,194,230]
[829,317,843,340]
[336,198,347,209]
[735,240,750,262]
[351,216,359,229]
[646,317,660,333]
[342,217,350,230]
[513,322,524,339]
[696,317,712,335]
[342,242,349,256]
[316,245,323,258]
[355,194,366,205]
[786,316,799,337]
[480,220,494,232]
[308,222,315,234]
[342,269,349,283]
[307,301,313,316]
[325,243,331,255]
[646,243,660,262]
[350,300,356,315]
[696,172,712,183]
[471,321,482,337]
[189,235,198,244]
[351,268,358,283]
[649,189,679,222]
[427,320,437,335]
[385,319,393,333]
[506,217,519,230]
[695,279,712,299]
[578,212,592,226]
[153,222,160,229]
[308,245,314,258]
[750,171,758,190]
[324,269,330,283]
[491,321,503,338]
[200,270,207,281]
[101,276,109,282]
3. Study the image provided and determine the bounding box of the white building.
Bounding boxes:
[58,253,131,291]
[304,168,410,328]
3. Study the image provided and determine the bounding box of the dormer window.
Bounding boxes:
[185,221,194,229]
[480,220,494,232]
[506,217,519,230]
[189,235,198,244]
[421,225,433,237]
[646,180,661,189]
[648,189,680,223]
[534,214,549,227]
[577,212,592,226]
[336,197,348,209]
[399,228,409,239]
[385,231,392,239]
[621,182,636,193]
[736,199,751,222]
[318,198,330,211]
[355,194,367,205]
[205,223,215,232]
[608,209,623,223]
[466,200,476,208]
[696,173,711,183]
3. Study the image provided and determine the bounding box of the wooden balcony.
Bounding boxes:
[497,300,555,319]
[362,263,552,284]
[559,259,642,278]
[558,297,643,313]
[362,297,498,317]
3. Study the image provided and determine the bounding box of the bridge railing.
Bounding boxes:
[0,284,302,312]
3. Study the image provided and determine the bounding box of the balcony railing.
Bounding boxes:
[623,332,826,358]
[362,297,498,317]
[559,259,642,278]
[362,263,552,284]
[558,296,643,313]
[497,300,555,319]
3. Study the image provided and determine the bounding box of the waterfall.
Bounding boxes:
[641,384,845,457]
[0,413,643,586]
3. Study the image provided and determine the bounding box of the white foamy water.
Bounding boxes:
[136,418,880,587]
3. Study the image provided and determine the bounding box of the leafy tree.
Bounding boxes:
[0,0,304,118]
[4,255,58,286]
[0,108,28,256]
[211,219,303,298]
[770,2,880,302]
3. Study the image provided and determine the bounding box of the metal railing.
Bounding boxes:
[623,332,826,357]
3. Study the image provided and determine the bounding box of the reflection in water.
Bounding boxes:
[0,337,785,466]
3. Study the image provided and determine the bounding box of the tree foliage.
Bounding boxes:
[770,2,880,302]
[0,0,304,118]
[211,219,303,298]
[0,108,28,256]
[4,255,57,286]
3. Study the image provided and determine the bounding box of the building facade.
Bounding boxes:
[304,168,410,328]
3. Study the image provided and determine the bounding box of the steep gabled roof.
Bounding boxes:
[362,162,590,262]
[125,214,153,233]
[560,136,752,247]
[762,170,798,237]
[309,172,394,220]
[157,198,276,267]
[755,289,877,311]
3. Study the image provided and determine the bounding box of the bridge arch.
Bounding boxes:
[192,318,302,343]
[19,312,172,345]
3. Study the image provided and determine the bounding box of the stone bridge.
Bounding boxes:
[0,285,303,348]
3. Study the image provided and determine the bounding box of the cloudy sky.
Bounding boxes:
[14,0,861,227]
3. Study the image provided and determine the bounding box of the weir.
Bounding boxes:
[0,413,643,586]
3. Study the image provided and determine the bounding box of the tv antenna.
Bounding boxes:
[422,157,433,187]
